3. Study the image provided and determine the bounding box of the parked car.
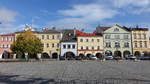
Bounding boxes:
[139,56,150,60]
[59,56,65,60]
[89,55,98,60]
[75,56,82,60]
[105,56,113,60]
[125,55,136,60]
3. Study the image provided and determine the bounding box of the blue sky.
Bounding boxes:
[0,0,150,33]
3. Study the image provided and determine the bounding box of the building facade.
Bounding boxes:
[103,25,132,58]
[131,28,150,56]
[35,30,62,58]
[15,29,63,59]
[0,33,15,59]
[60,30,77,58]
[76,30,104,57]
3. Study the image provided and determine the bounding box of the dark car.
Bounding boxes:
[59,56,65,60]
[75,56,82,60]
[139,56,150,60]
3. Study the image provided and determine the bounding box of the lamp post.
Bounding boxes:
[24,52,28,60]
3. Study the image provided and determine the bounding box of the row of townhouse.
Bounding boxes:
[0,24,149,59]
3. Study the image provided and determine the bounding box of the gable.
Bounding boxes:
[104,25,130,34]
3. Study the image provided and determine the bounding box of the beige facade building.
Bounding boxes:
[96,24,132,58]
[131,28,150,56]
[76,30,104,57]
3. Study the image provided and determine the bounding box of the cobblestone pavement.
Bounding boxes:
[0,60,150,84]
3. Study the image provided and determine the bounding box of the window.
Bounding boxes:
[124,35,129,39]
[143,34,146,39]
[47,35,49,39]
[114,28,119,32]
[139,33,141,39]
[80,39,83,42]
[42,44,44,48]
[46,43,49,48]
[105,35,111,39]
[114,35,120,39]
[86,39,88,42]
[115,42,120,48]
[144,41,147,48]
[106,42,111,48]
[57,43,59,48]
[52,35,55,39]
[134,33,137,39]
[68,45,71,49]
[91,39,94,42]
[81,46,83,49]
[6,37,9,41]
[97,46,100,50]
[6,44,9,48]
[2,44,4,48]
[72,45,75,49]
[97,39,100,42]
[86,46,89,50]
[134,42,137,48]
[63,45,66,49]
[92,46,94,50]
[42,35,44,39]
[57,35,60,39]
[124,42,129,48]
[52,43,54,48]
[140,41,142,48]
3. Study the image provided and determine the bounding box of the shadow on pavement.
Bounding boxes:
[0,74,54,84]
[0,74,150,84]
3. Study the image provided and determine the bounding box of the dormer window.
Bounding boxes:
[114,28,119,32]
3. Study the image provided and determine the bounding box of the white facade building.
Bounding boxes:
[60,42,77,56]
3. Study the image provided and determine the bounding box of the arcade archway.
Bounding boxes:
[114,51,122,57]
[123,51,131,58]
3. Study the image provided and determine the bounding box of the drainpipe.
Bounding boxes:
[131,31,134,55]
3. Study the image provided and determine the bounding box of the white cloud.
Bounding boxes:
[58,4,118,23]
[0,8,20,34]
[0,8,18,22]
[48,4,118,30]
[112,0,150,8]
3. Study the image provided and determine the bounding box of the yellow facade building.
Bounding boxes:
[131,28,150,56]
[76,30,104,57]
[15,29,62,58]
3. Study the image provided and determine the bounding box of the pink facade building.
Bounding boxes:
[0,33,15,59]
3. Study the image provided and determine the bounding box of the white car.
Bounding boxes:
[105,56,113,60]
[89,55,98,60]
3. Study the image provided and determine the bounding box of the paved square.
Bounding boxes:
[0,60,150,84]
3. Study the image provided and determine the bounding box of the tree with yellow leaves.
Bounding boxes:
[11,30,43,59]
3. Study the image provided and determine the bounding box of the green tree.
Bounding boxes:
[11,30,43,58]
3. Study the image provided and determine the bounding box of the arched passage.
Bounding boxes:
[79,53,86,60]
[42,52,50,59]
[86,53,92,58]
[2,51,11,59]
[105,50,112,56]
[134,51,141,57]
[64,52,75,60]
[114,51,122,57]
[52,53,58,59]
[123,51,131,58]
[16,53,25,59]
[95,53,103,59]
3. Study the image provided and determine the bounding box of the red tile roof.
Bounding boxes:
[76,30,101,36]
[0,33,15,36]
